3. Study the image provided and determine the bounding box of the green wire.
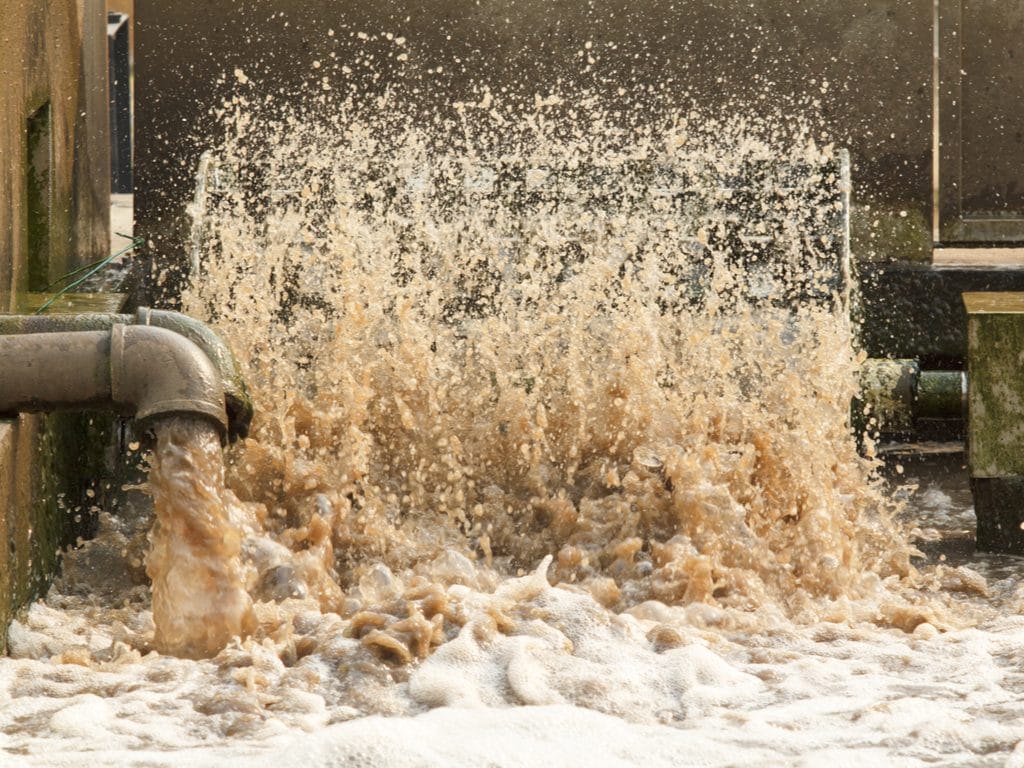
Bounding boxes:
[41,233,139,291]
[34,237,144,315]
[41,255,109,291]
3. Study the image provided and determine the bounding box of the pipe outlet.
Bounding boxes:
[134,308,252,440]
[0,308,251,439]
[111,324,229,434]
[0,324,229,439]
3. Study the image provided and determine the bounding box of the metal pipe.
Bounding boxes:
[856,358,965,436]
[134,308,252,440]
[0,325,229,439]
[0,308,252,440]
[917,370,967,420]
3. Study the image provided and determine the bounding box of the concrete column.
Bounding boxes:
[964,292,1024,553]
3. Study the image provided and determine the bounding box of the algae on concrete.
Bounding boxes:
[964,292,1024,554]
[1,0,112,650]
[964,292,1024,478]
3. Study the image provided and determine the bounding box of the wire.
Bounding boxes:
[34,237,144,315]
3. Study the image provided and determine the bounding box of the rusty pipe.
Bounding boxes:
[0,308,251,439]
[0,324,229,439]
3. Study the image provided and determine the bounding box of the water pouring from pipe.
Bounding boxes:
[0,312,256,658]
[146,417,255,659]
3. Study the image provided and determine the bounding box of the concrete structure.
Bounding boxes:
[132,0,1024,362]
[0,0,111,645]
[937,1,1024,244]
[964,293,1024,553]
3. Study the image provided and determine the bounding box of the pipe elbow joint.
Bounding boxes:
[135,308,253,441]
[111,324,229,440]
[0,309,252,441]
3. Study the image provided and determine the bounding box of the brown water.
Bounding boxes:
[159,90,937,655]
[7,88,1024,766]
[146,418,255,658]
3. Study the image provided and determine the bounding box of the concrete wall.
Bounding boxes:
[1,0,110,295]
[0,0,111,643]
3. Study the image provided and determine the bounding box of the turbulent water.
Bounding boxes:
[178,90,923,631]
[5,87,1024,766]
[146,419,256,659]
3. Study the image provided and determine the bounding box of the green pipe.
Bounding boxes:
[917,370,966,420]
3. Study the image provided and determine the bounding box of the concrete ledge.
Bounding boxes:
[934,248,1024,268]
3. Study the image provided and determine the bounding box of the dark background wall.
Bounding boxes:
[136,0,933,261]
[132,0,1024,361]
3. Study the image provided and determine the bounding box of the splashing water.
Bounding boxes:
[175,89,923,651]
[12,88,1024,767]
[146,418,256,659]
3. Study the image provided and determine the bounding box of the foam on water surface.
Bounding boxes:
[4,83,1024,765]
[5,572,1024,765]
